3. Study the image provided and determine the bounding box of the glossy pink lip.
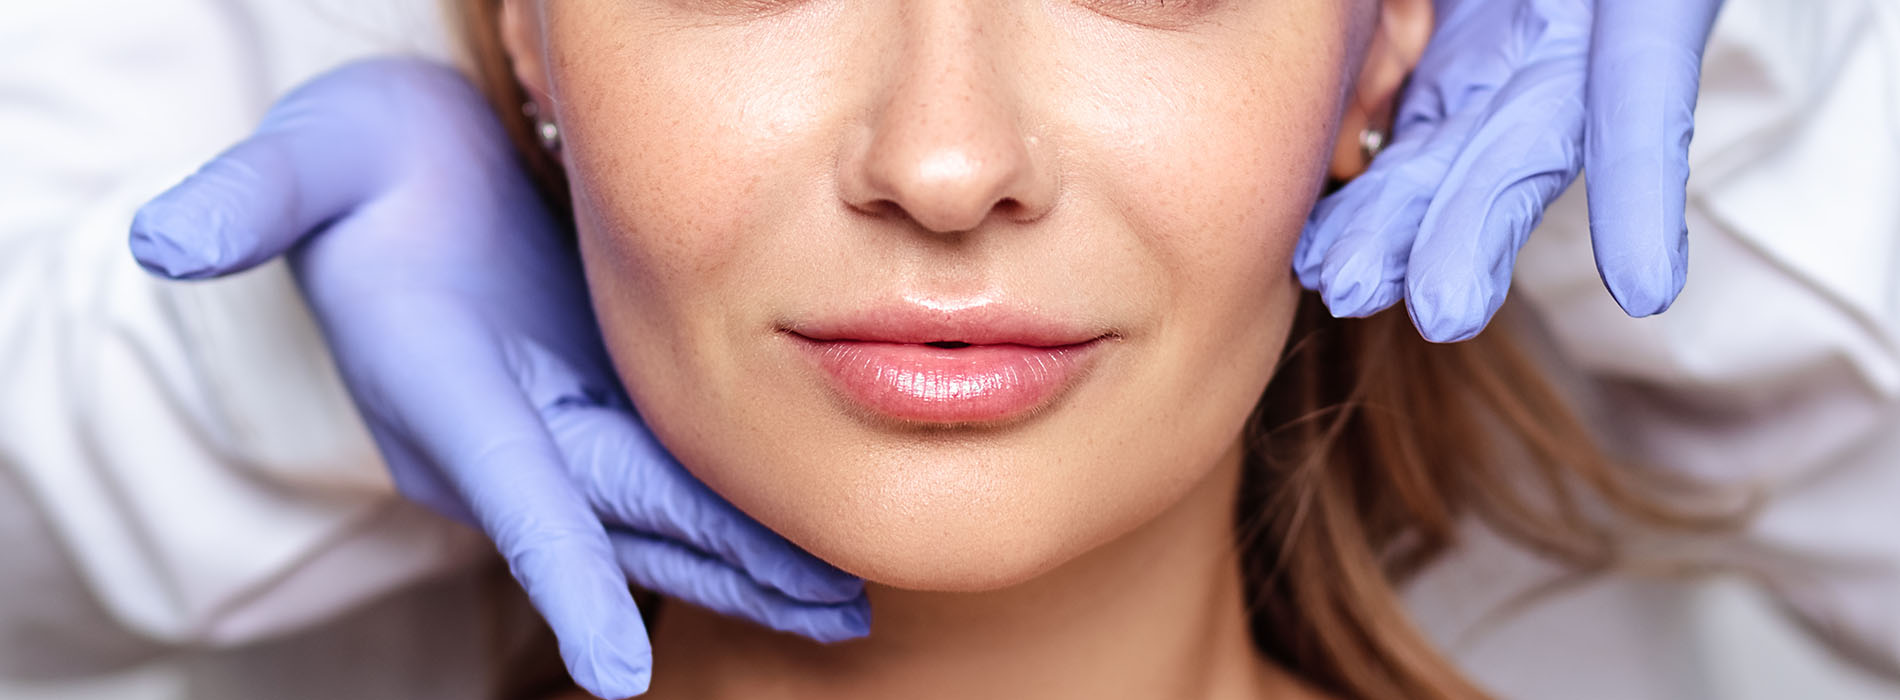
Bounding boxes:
[783,304,1113,424]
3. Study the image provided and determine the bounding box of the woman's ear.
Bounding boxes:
[1329,0,1434,180]
[499,0,555,114]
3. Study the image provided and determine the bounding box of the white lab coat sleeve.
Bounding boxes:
[0,0,487,675]
[1512,0,1900,676]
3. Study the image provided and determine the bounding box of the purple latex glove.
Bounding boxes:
[1296,0,1726,342]
[127,59,867,699]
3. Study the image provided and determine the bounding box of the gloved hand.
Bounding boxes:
[1297,0,1726,342]
[128,59,867,699]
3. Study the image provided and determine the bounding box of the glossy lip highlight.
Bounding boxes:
[780,302,1117,425]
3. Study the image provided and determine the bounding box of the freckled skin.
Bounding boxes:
[508,0,1450,594]
[497,3,1434,695]
[499,0,1378,592]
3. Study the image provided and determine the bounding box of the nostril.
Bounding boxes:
[852,199,906,220]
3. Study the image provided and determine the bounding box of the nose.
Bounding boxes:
[836,3,1058,235]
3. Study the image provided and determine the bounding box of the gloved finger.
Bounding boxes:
[1295,107,1435,293]
[469,434,653,700]
[1299,140,1431,317]
[609,530,872,644]
[1402,0,1532,123]
[1299,112,1474,318]
[1297,0,1534,319]
[129,59,465,279]
[1582,0,1723,316]
[1407,54,1588,343]
[363,421,479,526]
[541,395,864,605]
[317,299,654,699]
[1294,190,1345,292]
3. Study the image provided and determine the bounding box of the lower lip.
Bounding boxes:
[793,337,1105,424]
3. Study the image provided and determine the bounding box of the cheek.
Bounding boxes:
[1046,14,1350,311]
[550,10,844,313]
[553,29,842,408]
[1075,38,1344,393]
[537,5,1352,592]
[558,83,770,311]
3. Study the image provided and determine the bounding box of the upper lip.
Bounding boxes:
[783,301,1112,348]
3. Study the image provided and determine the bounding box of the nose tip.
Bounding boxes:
[845,140,1048,233]
[836,54,1057,235]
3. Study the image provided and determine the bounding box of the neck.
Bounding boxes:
[644,444,1320,700]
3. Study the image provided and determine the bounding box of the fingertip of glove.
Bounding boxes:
[804,597,874,644]
[731,532,864,604]
[1318,241,1402,318]
[1320,277,1371,318]
[1407,279,1494,343]
[838,597,874,640]
[567,632,655,699]
[1596,233,1688,319]
[1294,265,1323,293]
[1603,273,1679,317]
[1292,230,1330,291]
[128,205,219,280]
[795,566,867,604]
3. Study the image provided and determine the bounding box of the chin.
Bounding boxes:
[832,543,1066,593]
[716,444,1171,594]
[808,512,1081,593]
[809,522,1085,594]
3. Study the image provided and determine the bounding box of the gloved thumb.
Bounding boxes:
[128,59,466,279]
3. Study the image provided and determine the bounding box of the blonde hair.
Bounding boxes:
[448,4,1722,697]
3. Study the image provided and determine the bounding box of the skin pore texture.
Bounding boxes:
[497,1,1430,697]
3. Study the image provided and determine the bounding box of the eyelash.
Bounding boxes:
[1086,0,1210,9]
[676,0,1218,27]
[697,0,1213,12]
[1080,0,1220,28]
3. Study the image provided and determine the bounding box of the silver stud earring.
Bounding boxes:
[1359,127,1387,162]
[523,102,561,153]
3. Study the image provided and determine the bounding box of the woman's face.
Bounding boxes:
[503,0,1393,590]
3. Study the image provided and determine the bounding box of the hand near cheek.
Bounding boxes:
[128,58,867,699]
[1297,0,1725,342]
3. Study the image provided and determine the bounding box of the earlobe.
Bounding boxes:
[1328,0,1435,180]
[1328,86,1393,181]
[1377,0,1436,71]
[499,0,554,111]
